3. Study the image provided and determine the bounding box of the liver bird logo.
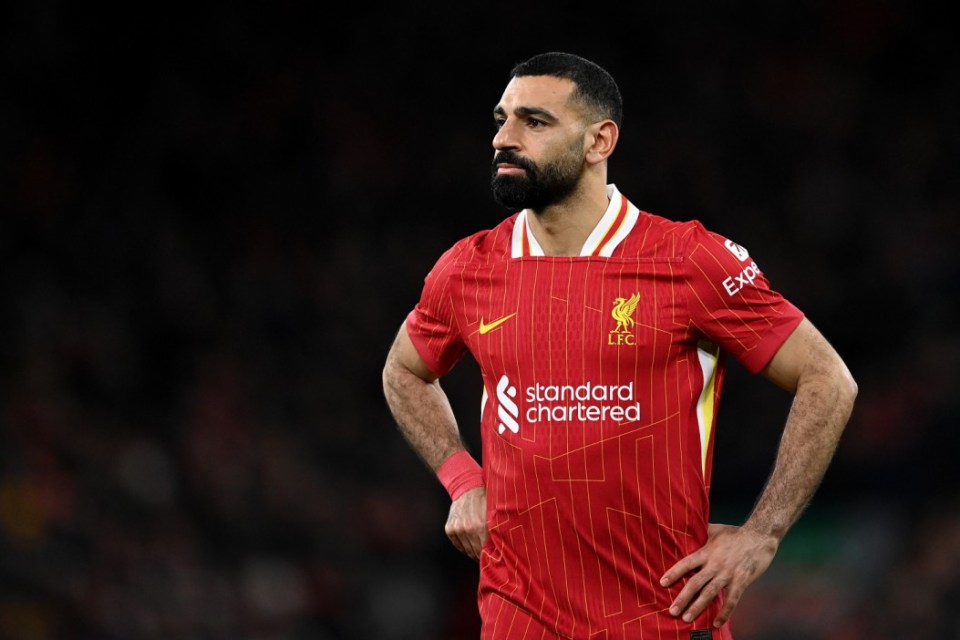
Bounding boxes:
[611,292,642,334]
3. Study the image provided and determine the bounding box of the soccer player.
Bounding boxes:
[382,51,857,638]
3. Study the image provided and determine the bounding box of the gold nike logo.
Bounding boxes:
[478,313,517,335]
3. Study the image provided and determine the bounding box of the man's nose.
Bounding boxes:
[493,120,520,150]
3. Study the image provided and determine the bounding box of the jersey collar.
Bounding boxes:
[510,184,640,258]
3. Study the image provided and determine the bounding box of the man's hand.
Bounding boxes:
[445,486,488,560]
[659,523,778,627]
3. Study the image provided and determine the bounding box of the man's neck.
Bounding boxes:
[527,184,611,257]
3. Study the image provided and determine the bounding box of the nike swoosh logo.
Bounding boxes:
[478,313,517,335]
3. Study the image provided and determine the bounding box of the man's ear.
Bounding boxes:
[585,120,619,164]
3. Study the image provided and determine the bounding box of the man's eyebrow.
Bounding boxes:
[492,105,557,121]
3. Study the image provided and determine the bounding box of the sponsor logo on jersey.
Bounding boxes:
[722,261,762,296]
[493,374,641,434]
[608,292,641,346]
[724,238,750,261]
[495,375,520,434]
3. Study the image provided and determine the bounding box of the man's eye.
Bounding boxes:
[528,119,545,128]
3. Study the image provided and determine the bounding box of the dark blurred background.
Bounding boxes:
[1,1,957,638]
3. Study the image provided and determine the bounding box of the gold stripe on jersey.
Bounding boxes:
[592,195,628,256]
[580,184,639,256]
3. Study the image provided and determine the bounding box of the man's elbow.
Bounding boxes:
[843,368,858,399]
[833,359,858,411]
[382,355,401,398]
[382,346,403,398]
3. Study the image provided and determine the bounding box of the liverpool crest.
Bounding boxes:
[608,292,641,346]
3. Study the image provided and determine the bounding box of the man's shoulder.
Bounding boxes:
[438,213,519,263]
[423,213,519,281]
[643,212,751,258]
[623,208,716,257]
[641,208,718,234]
[632,208,770,283]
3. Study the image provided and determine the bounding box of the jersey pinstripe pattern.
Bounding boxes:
[407,185,804,639]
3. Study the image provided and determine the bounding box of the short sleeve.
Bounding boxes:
[405,245,467,377]
[683,223,804,374]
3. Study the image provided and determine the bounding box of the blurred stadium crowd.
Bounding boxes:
[1,2,958,638]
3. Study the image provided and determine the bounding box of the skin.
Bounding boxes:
[381,74,858,628]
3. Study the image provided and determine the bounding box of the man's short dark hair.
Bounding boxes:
[510,52,623,128]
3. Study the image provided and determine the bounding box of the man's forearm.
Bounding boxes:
[744,365,857,541]
[382,354,466,472]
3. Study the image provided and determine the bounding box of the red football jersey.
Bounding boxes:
[406,185,804,639]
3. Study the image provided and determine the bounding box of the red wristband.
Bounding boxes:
[436,451,484,501]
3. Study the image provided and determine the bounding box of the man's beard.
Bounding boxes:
[490,147,584,211]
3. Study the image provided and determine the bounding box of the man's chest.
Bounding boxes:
[455,258,689,373]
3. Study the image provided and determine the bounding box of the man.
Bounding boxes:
[382,51,857,638]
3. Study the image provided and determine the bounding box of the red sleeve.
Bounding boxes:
[683,223,804,374]
[405,244,467,377]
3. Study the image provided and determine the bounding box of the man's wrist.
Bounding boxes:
[436,450,484,501]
